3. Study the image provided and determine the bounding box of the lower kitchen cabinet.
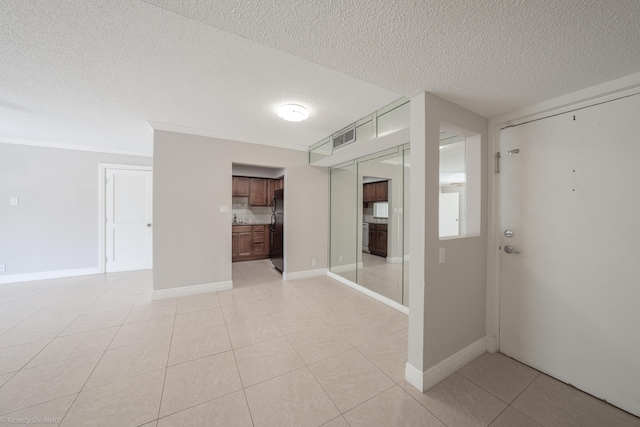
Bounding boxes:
[232,225,270,262]
[368,223,388,257]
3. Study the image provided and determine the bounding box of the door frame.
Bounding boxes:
[98,163,153,274]
[486,76,640,354]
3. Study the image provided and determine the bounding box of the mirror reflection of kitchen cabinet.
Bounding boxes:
[363,180,388,202]
[368,223,388,257]
[249,178,269,206]
[375,181,388,201]
[363,182,376,202]
[232,176,250,197]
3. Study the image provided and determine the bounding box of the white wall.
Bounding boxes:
[153,130,328,292]
[408,92,488,389]
[0,143,152,282]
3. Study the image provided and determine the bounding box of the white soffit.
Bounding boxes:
[146,0,640,119]
[0,0,399,155]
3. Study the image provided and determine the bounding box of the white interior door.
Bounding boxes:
[498,94,640,416]
[439,192,459,237]
[105,168,153,272]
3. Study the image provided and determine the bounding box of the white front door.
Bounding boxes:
[439,192,459,237]
[498,93,640,416]
[105,168,153,272]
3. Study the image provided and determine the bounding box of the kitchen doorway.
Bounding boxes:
[231,164,285,281]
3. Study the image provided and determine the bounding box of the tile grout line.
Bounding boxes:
[154,287,178,425]
[0,273,128,415]
[57,273,150,426]
[229,337,257,427]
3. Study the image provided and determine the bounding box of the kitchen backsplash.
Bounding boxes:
[232,197,272,224]
[363,204,388,224]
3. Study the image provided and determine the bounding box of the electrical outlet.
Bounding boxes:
[338,256,343,262]
[311,259,317,266]
[0,264,5,272]
[439,248,445,264]
[10,197,19,206]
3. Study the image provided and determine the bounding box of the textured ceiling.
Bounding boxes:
[146,0,640,117]
[2,1,640,155]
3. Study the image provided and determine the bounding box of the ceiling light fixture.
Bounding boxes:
[277,104,309,122]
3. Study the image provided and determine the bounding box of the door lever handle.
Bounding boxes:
[504,245,520,254]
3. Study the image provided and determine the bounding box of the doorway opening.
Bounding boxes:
[231,163,285,283]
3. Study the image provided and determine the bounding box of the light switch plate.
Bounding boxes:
[219,205,229,214]
[439,248,446,264]
[10,197,19,206]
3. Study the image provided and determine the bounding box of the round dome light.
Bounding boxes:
[277,104,309,122]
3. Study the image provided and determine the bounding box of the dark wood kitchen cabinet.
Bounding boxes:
[375,181,388,201]
[249,178,269,206]
[368,223,388,257]
[363,181,388,202]
[233,175,283,206]
[251,225,269,256]
[232,176,250,197]
[232,225,252,260]
[232,225,270,262]
[363,182,376,202]
[267,177,284,206]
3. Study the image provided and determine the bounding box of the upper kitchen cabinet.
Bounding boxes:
[363,182,376,202]
[363,180,388,202]
[232,176,250,197]
[375,181,388,201]
[268,177,284,206]
[249,178,269,206]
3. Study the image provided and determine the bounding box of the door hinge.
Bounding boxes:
[495,152,501,173]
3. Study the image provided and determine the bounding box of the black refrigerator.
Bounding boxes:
[270,189,284,272]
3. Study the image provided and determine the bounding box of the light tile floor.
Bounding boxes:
[0,260,638,427]
[331,253,409,307]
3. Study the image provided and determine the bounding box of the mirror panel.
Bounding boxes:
[403,147,410,305]
[356,150,404,304]
[329,162,357,282]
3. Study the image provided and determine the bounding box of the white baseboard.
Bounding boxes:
[152,280,233,300]
[283,268,328,281]
[0,267,100,285]
[486,335,498,353]
[405,362,425,391]
[328,264,357,274]
[405,337,487,392]
[386,256,403,264]
[326,271,409,315]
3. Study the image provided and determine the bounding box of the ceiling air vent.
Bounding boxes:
[332,125,356,150]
